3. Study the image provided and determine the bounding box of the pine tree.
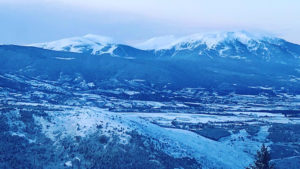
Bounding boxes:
[246,144,275,169]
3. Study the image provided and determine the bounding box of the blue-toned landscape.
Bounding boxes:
[1,1,300,169]
[1,31,300,169]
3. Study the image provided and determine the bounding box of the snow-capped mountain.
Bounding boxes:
[29,34,153,59]
[30,34,116,55]
[135,31,279,50]
[137,31,300,61]
[31,31,300,62]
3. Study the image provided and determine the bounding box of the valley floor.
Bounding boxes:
[1,74,300,169]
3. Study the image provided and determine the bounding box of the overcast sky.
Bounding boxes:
[1,0,300,45]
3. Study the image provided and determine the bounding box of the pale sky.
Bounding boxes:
[1,0,300,45]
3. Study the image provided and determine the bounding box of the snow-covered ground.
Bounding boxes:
[4,94,299,168]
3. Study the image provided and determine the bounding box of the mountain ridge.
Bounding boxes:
[27,31,300,61]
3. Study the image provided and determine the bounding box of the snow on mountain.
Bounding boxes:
[134,31,281,50]
[29,34,117,55]
[31,31,280,53]
[28,31,300,61]
[132,31,300,61]
[133,35,178,50]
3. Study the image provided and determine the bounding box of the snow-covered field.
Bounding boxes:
[2,88,300,169]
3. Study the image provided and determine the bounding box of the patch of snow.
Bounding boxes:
[55,57,75,60]
[65,161,72,167]
[219,46,230,55]
[175,103,188,107]
[228,55,246,59]
[99,45,117,56]
[33,107,131,144]
[87,82,95,88]
[249,86,273,90]
[10,131,26,138]
[220,126,271,156]
[124,90,139,95]
[131,79,145,82]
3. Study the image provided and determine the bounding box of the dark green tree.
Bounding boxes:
[246,144,274,169]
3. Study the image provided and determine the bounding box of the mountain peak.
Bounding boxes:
[133,31,280,50]
[29,34,115,54]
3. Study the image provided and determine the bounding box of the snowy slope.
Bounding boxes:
[124,114,253,169]
[135,31,300,61]
[29,34,154,59]
[134,31,279,50]
[29,34,117,55]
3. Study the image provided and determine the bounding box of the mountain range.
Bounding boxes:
[0,31,297,93]
[29,31,300,61]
